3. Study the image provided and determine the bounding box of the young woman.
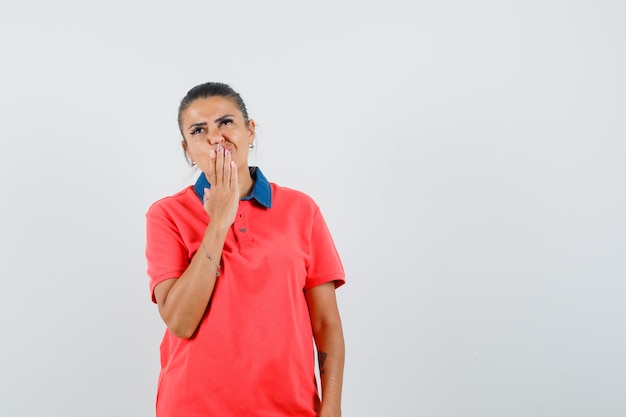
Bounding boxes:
[146,82,346,417]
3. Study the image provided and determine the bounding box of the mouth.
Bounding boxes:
[215,144,231,153]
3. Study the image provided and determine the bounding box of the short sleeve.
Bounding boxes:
[304,207,345,290]
[146,203,190,303]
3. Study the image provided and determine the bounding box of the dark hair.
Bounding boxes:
[177,82,250,137]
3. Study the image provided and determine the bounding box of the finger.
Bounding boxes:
[230,160,238,192]
[215,146,224,184]
[224,149,232,187]
[207,149,217,185]
[203,187,210,206]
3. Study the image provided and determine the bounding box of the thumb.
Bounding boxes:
[230,161,238,189]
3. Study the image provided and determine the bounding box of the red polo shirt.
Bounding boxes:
[146,169,345,417]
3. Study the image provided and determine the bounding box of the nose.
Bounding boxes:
[207,128,224,145]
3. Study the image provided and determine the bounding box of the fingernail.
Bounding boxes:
[210,150,216,157]
[216,144,222,152]
[225,149,230,156]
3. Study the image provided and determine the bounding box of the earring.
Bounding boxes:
[248,143,255,149]
[192,161,197,166]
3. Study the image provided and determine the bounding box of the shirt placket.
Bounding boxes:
[234,203,254,249]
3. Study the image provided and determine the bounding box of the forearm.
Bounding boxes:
[315,321,345,417]
[157,222,229,338]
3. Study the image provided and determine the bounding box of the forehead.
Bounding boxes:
[181,96,241,126]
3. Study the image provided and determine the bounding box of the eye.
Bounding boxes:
[219,118,234,126]
[190,127,205,135]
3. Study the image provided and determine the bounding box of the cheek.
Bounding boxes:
[185,142,204,161]
[188,138,208,151]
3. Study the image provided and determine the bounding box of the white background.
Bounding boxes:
[1,1,624,416]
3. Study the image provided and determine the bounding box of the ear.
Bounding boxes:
[246,119,256,145]
[181,140,192,163]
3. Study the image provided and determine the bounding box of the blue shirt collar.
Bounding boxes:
[193,166,272,208]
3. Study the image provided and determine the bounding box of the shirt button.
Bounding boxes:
[240,227,247,233]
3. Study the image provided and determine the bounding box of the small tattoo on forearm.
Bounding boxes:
[318,351,327,375]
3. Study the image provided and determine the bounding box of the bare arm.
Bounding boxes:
[154,148,239,338]
[306,281,345,417]
[154,222,229,338]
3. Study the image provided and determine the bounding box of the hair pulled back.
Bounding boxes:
[177,82,250,137]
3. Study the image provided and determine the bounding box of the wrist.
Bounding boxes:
[319,408,341,417]
[205,219,230,237]
[201,242,221,277]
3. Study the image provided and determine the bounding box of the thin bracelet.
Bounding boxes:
[201,242,221,277]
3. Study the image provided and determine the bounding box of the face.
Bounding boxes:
[181,96,255,176]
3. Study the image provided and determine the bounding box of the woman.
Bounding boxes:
[146,82,346,417]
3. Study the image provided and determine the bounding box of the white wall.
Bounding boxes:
[1,1,624,416]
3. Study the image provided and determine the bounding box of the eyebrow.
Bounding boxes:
[187,114,235,130]
[215,114,235,123]
[188,122,207,130]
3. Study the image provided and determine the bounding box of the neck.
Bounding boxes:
[238,166,254,198]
